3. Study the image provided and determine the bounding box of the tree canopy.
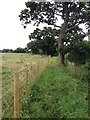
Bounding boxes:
[27,27,58,56]
[14,47,27,53]
[19,1,90,64]
[19,1,89,30]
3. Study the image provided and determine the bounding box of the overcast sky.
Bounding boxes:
[0,0,37,50]
[0,0,88,50]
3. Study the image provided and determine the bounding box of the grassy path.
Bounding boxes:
[21,57,88,118]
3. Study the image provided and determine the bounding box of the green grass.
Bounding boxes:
[21,57,88,118]
[2,53,46,71]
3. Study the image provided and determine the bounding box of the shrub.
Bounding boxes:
[65,41,90,65]
[69,60,90,82]
[14,47,27,53]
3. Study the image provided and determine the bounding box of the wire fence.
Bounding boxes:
[2,68,14,118]
[2,55,51,118]
[0,53,2,120]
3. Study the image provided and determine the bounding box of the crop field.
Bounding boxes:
[2,53,49,118]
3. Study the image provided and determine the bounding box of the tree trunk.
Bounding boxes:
[59,52,64,65]
[58,3,69,65]
[58,20,68,65]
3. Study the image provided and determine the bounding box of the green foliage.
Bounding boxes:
[2,49,14,53]
[19,2,90,65]
[27,40,40,54]
[69,62,90,83]
[27,27,58,56]
[14,47,27,53]
[19,2,89,32]
[20,58,88,118]
[65,41,90,65]
[64,27,86,43]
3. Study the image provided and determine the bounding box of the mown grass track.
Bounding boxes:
[21,57,88,118]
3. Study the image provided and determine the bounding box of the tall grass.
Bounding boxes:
[21,57,88,118]
[68,61,90,83]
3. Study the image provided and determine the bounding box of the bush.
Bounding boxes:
[14,47,27,53]
[69,60,90,82]
[65,41,90,65]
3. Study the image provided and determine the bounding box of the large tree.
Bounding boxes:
[19,1,89,65]
[27,27,58,56]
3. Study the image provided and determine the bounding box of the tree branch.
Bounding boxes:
[54,24,61,28]
[48,23,61,28]
[65,23,79,33]
[86,31,90,36]
[56,13,62,17]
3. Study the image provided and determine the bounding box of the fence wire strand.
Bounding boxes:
[2,55,51,118]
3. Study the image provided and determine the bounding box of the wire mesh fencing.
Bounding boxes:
[2,55,51,118]
[2,68,14,118]
[0,53,2,120]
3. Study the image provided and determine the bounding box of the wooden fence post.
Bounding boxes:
[13,72,20,118]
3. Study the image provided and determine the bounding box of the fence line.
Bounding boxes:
[13,72,20,118]
[0,53,2,120]
[2,73,14,118]
[2,55,51,118]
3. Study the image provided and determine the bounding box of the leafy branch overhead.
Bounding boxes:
[19,2,89,32]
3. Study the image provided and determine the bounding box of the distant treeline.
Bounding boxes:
[0,47,28,53]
